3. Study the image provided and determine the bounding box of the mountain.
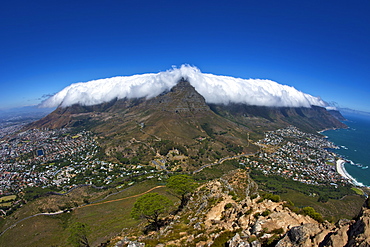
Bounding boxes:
[328,109,347,121]
[29,79,257,169]
[39,65,328,109]
[28,78,346,169]
[2,71,359,246]
[339,107,370,117]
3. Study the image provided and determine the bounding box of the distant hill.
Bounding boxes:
[339,107,370,117]
[0,106,54,123]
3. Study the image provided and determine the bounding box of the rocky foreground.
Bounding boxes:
[115,170,370,247]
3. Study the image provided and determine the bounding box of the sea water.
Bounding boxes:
[323,113,370,187]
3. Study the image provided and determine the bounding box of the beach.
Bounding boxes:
[324,114,370,188]
[336,159,364,187]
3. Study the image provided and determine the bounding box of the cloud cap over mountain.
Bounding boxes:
[41,65,327,108]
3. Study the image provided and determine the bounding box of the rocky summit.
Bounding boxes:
[147,78,211,113]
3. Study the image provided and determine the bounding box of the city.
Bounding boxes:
[0,123,351,217]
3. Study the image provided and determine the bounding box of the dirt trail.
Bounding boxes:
[78,185,165,209]
[0,185,165,237]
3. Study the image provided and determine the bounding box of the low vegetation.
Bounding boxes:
[250,169,355,201]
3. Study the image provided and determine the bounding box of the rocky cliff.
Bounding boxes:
[209,103,347,134]
[277,205,370,247]
[116,170,370,247]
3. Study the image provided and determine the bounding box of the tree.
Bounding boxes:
[131,192,172,230]
[302,206,323,223]
[167,174,197,210]
[67,222,90,247]
[318,194,329,203]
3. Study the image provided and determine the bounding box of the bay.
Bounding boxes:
[323,112,370,187]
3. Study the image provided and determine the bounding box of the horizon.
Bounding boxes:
[1,0,370,112]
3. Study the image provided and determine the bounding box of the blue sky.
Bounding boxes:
[1,0,370,112]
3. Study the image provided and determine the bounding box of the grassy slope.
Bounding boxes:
[280,189,364,222]
[0,180,176,247]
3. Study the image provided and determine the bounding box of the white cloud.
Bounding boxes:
[40,65,327,108]
[325,106,338,111]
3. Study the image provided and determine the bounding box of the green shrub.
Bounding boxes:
[284,200,294,207]
[270,228,284,234]
[256,198,264,203]
[228,191,236,197]
[250,169,355,201]
[244,208,253,215]
[318,195,329,203]
[194,234,208,243]
[261,209,271,217]
[263,193,280,202]
[302,207,324,223]
[211,231,235,247]
[265,234,281,246]
[248,236,257,243]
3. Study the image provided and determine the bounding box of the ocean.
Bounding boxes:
[323,112,370,187]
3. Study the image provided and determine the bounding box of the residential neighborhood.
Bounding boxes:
[246,126,347,186]
[0,128,99,194]
[0,126,163,196]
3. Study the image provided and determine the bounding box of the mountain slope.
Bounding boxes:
[29,79,258,169]
[209,103,347,135]
[29,79,346,168]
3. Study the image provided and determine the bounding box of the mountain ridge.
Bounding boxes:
[27,78,346,170]
[30,79,346,132]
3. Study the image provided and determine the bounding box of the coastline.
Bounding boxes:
[324,115,370,188]
[336,159,365,187]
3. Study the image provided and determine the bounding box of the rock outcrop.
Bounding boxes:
[119,170,322,246]
[276,206,370,247]
[116,170,370,247]
[347,206,370,246]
